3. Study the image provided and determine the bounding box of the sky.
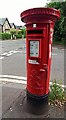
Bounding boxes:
[0,0,50,26]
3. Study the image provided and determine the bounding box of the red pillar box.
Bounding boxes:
[20,8,60,114]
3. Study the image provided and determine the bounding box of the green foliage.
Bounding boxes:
[22,28,26,38]
[10,28,17,39]
[0,33,2,39]
[16,34,22,39]
[16,28,26,39]
[47,1,66,42]
[15,30,22,39]
[10,28,16,35]
[0,33,11,40]
[17,30,22,35]
[53,39,66,46]
[49,80,66,106]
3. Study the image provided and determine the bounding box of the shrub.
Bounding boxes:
[49,80,66,106]
[18,30,22,35]
[10,28,16,39]
[47,1,66,42]
[10,28,16,35]
[0,33,2,39]
[0,33,11,40]
[16,34,22,39]
[22,28,26,38]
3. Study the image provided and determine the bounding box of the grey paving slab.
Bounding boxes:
[3,90,65,118]
[2,86,22,117]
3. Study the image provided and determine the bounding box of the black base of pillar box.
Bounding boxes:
[24,90,49,115]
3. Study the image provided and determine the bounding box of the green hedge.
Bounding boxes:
[22,28,26,38]
[16,34,22,39]
[0,33,11,40]
[0,33,2,39]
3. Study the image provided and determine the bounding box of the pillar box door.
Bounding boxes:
[26,26,49,96]
[20,8,60,98]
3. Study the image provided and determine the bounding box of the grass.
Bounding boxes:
[53,39,66,46]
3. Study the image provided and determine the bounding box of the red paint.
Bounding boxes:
[20,8,60,96]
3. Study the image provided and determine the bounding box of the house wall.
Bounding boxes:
[12,25,15,29]
[3,20,11,33]
[0,25,2,32]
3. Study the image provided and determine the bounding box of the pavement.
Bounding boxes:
[0,78,66,119]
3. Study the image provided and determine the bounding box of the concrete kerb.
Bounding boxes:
[0,75,66,89]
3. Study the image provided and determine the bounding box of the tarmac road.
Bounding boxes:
[0,39,65,84]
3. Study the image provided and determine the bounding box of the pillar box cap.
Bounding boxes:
[20,8,60,24]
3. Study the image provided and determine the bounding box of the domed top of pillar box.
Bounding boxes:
[20,8,60,24]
